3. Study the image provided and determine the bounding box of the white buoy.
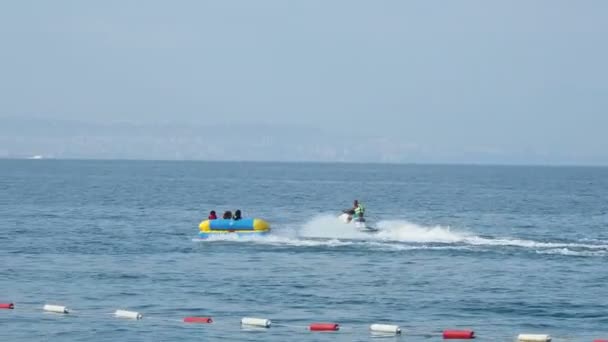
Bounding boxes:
[43,304,69,314]
[517,334,551,342]
[114,309,143,320]
[370,324,401,335]
[241,317,271,328]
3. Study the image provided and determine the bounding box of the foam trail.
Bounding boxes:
[374,220,468,243]
[536,248,608,257]
[296,215,472,244]
[298,214,377,240]
[465,236,608,249]
[371,219,608,251]
[193,214,608,256]
[193,220,356,248]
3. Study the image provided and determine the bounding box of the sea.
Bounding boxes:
[1,159,607,341]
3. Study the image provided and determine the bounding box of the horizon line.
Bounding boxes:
[1,156,607,169]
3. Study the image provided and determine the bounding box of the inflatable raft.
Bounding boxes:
[198,218,271,238]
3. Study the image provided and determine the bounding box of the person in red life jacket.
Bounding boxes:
[208,210,217,220]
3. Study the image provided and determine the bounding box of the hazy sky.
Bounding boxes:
[1,1,607,164]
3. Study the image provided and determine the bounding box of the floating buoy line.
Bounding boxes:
[1,301,605,341]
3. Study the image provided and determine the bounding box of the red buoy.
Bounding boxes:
[183,316,213,324]
[443,330,475,339]
[309,323,339,331]
[0,303,14,310]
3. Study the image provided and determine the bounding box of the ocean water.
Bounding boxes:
[1,160,607,341]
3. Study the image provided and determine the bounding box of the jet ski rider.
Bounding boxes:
[354,200,365,221]
[345,200,365,223]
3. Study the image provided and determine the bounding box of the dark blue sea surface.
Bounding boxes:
[1,160,607,341]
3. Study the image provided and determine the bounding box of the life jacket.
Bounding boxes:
[354,204,365,217]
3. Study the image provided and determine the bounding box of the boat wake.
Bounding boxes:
[194,214,608,257]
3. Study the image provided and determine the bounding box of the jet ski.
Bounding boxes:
[339,210,379,232]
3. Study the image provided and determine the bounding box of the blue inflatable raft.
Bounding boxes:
[198,218,271,239]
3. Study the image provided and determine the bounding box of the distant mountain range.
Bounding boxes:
[2,117,606,166]
[0,117,424,163]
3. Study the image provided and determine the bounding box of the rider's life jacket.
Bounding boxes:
[354,204,365,217]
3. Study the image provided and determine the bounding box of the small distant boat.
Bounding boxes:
[198,218,271,239]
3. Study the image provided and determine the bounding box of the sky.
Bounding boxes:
[0,1,607,164]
